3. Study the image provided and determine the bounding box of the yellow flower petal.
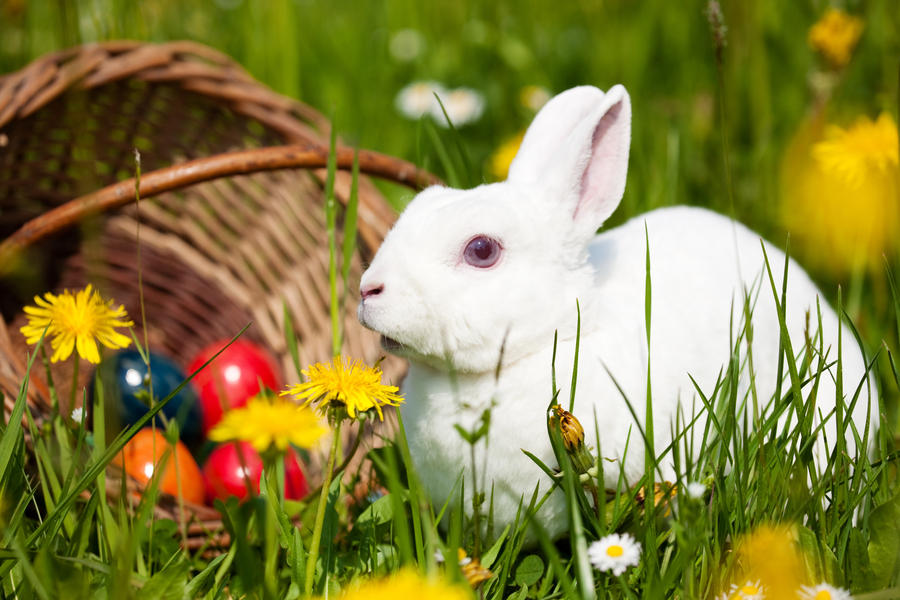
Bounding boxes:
[808,8,864,68]
[282,356,403,421]
[19,285,134,363]
[208,395,328,453]
[337,568,471,600]
[781,113,900,276]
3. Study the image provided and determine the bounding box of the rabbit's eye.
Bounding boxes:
[463,236,502,268]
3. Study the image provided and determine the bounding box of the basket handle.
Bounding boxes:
[0,144,441,274]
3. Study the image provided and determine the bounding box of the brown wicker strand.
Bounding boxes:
[0,144,440,272]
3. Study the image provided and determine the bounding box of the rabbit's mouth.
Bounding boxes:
[380,335,403,352]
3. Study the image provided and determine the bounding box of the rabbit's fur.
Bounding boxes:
[358,85,878,538]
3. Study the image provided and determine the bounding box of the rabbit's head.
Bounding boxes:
[358,85,631,373]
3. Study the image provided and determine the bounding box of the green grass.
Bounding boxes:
[1,250,898,597]
[1,1,899,598]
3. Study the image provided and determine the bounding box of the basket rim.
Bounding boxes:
[0,143,440,273]
[0,39,330,138]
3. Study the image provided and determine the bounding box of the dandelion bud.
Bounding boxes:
[550,405,584,452]
[457,548,492,587]
[634,481,677,518]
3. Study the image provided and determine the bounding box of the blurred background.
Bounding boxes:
[1,0,898,421]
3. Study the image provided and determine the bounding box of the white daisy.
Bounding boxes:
[431,87,485,128]
[725,580,766,599]
[685,481,707,499]
[519,85,551,112]
[71,406,85,423]
[587,532,641,576]
[395,81,447,120]
[798,583,852,600]
[389,28,425,62]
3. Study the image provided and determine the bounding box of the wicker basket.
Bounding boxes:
[0,41,436,549]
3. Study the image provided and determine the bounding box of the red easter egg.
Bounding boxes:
[203,441,310,503]
[187,340,282,435]
[113,429,205,505]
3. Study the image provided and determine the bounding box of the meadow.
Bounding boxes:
[0,0,899,598]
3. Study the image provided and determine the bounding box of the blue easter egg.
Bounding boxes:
[93,350,202,441]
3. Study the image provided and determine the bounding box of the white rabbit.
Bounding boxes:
[357,85,879,538]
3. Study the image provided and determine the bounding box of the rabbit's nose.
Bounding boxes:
[360,282,384,300]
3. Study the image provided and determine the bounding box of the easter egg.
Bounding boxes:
[186,340,282,435]
[113,428,205,504]
[94,350,203,441]
[203,441,309,502]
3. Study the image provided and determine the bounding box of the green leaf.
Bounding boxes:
[283,302,303,382]
[136,558,191,600]
[507,584,530,600]
[848,527,875,588]
[796,525,823,582]
[868,493,900,588]
[0,340,42,483]
[183,554,227,598]
[287,528,306,590]
[354,492,396,529]
[480,524,510,570]
[514,554,545,587]
[453,423,474,444]
[453,409,491,446]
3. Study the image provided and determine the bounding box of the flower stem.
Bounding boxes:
[263,449,283,599]
[304,419,341,597]
[70,356,79,414]
[324,124,341,355]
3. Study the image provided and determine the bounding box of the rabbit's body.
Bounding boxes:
[359,86,877,538]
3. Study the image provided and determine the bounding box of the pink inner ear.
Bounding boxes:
[574,102,625,220]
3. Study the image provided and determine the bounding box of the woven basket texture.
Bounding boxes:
[0,40,408,403]
[0,41,425,538]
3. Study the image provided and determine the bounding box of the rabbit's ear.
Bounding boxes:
[508,85,631,238]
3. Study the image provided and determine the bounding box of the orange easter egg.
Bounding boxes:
[113,428,205,504]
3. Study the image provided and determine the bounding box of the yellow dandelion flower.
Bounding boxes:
[488,131,524,181]
[281,356,403,420]
[813,113,899,187]
[780,113,900,276]
[634,481,678,518]
[20,284,133,364]
[208,395,327,453]
[723,523,807,598]
[336,568,471,600]
[808,8,864,69]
